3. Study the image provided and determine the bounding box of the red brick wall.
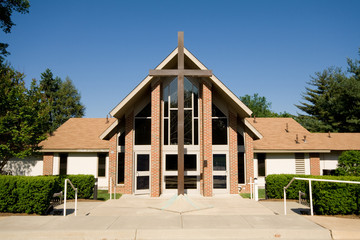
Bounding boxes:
[123,111,134,194]
[241,132,254,193]
[108,112,134,194]
[108,134,118,192]
[151,82,161,197]
[229,111,238,194]
[199,85,204,195]
[43,153,54,175]
[310,153,320,175]
[202,81,213,197]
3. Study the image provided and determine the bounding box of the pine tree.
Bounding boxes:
[39,69,85,132]
[296,51,360,132]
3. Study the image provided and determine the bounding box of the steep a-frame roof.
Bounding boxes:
[101,47,261,140]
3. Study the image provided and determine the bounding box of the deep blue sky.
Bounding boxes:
[2,0,360,118]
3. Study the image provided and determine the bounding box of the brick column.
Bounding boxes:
[108,134,117,192]
[43,153,54,175]
[199,85,204,195]
[310,153,320,175]
[202,81,212,197]
[229,111,238,194]
[124,111,134,194]
[151,81,161,197]
[241,132,254,193]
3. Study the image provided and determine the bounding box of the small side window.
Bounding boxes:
[59,153,68,175]
[98,153,106,177]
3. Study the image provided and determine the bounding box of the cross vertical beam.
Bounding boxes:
[177,32,185,195]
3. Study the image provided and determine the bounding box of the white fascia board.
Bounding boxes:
[253,149,331,153]
[99,119,119,140]
[109,48,178,118]
[184,48,253,117]
[40,149,109,153]
[244,119,263,139]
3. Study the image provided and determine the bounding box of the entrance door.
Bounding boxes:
[135,153,150,194]
[213,154,229,194]
[163,154,200,195]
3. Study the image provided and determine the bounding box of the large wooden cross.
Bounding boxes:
[149,32,212,195]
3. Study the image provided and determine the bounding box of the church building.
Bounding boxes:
[5,33,360,196]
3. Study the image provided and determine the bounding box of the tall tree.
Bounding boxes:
[0,64,50,172]
[40,69,85,132]
[240,93,292,118]
[0,0,30,63]
[296,51,360,132]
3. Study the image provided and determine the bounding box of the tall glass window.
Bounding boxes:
[163,77,199,145]
[135,103,151,145]
[212,104,228,145]
[59,154,68,175]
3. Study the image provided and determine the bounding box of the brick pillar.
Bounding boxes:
[202,81,213,197]
[108,134,117,192]
[43,153,54,175]
[124,111,134,194]
[199,85,204,195]
[310,153,320,175]
[151,81,161,197]
[241,132,254,193]
[229,111,238,194]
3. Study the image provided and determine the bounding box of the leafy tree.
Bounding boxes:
[0,0,30,63]
[40,69,85,132]
[296,51,360,132]
[335,150,360,176]
[240,93,293,118]
[0,64,50,172]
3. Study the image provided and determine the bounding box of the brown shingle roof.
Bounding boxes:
[248,118,360,152]
[40,118,116,151]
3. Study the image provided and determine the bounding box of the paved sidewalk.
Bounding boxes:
[0,195,344,240]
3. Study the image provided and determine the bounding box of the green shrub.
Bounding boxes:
[0,175,55,214]
[265,174,360,215]
[335,150,360,176]
[54,175,95,199]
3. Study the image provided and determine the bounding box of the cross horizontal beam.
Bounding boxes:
[149,69,212,77]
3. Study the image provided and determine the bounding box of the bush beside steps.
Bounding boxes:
[265,174,360,215]
[0,174,94,215]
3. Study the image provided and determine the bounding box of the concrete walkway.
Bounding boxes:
[0,195,357,239]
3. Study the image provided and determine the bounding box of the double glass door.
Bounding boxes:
[163,154,199,194]
[135,153,150,194]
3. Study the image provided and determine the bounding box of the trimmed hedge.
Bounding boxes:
[0,175,56,214]
[54,175,95,199]
[0,174,95,214]
[265,174,360,215]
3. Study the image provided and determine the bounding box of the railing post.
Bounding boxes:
[113,178,116,200]
[63,179,67,217]
[75,188,78,216]
[284,187,287,215]
[254,178,259,201]
[250,177,253,200]
[109,178,112,200]
[309,180,313,216]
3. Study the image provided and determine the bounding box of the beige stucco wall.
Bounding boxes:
[4,156,43,176]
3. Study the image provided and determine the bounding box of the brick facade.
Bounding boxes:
[229,111,238,194]
[241,132,254,193]
[123,111,134,193]
[202,81,213,197]
[309,153,320,175]
[151,82,161,197]
[43,153,54,175]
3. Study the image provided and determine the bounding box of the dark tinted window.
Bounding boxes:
[59,154,67,175]
[135,119,151,145]
[212,119,228,145]
[238,153,245,184]
[166,154,178,171]
[257,153,266,177]
[98,154,106,177]
[117,153,125,184]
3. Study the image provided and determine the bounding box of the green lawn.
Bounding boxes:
[91,190,121,201]
[240,189,265,199]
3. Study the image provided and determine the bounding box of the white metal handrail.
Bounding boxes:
[109,177,116,200]
[284,177,360,216]
[63,179,78,216]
